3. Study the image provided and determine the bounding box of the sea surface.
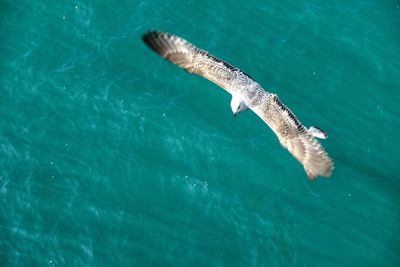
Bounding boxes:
[1,0,400,266]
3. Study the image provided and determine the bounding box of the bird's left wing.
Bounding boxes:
[142,31,250,95]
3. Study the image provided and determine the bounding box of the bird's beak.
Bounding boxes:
[233,112,237,119]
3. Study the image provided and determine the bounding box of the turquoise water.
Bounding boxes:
[1,0,400,266]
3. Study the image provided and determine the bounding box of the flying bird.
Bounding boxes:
[142,31,334,180]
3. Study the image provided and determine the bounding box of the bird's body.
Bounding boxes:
[142,31,334,179]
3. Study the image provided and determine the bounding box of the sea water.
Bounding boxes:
[1,0,399,266]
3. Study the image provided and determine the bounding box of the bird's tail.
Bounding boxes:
[308,126,328,139]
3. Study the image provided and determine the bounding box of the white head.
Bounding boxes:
[230,95,248,118]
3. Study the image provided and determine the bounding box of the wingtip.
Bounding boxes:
[141,30,157,44]
[306,170,317,181]
[142,30,167,57]
[305,161,334,181]
[142,30,172,42]
[142,30,179,57]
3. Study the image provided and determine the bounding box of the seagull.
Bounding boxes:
[142,31,334,180]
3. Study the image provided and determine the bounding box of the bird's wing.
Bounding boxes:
[251,93,334,179]
[142,31,251,95]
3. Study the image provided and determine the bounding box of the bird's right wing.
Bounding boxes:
[253,93,334,180]
[142,31,250,95]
